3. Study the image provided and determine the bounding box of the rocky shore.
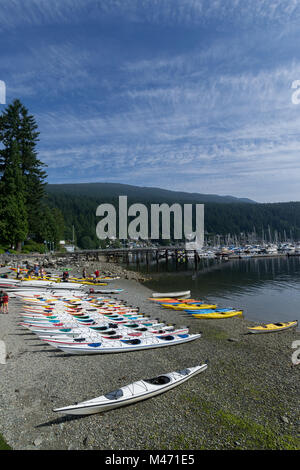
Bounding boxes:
[0,259,299,450]
[0,253,150,284]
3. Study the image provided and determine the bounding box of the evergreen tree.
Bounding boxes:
[0,141,28,249]
[33,205,65,247]
[0,99,47,235]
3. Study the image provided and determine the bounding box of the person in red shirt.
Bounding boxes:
[2,292,9,314]
[94,270,100,278]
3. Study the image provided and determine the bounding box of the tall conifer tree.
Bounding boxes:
[0,140,28,249]
[0,99,47,236]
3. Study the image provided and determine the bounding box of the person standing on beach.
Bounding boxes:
[0,290,3,313]
[2,292,8,313]
[39,265,44,279]
[82,268,87,278]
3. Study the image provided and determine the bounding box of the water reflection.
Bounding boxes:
[136,256,300,323]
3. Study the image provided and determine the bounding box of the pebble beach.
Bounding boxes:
[0,261,299,451]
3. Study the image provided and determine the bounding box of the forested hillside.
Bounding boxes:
[1,100,299,253]
[45,184,300,249]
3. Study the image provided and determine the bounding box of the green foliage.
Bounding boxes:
[0,433,11,450]
[79,235,97,250]
[45,183,300,247]
[0,99,47,222]
[0,99,61,251]
[29,204,65,247]
[0,140,28,248]
[21,240,46,253]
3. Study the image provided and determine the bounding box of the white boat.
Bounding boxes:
[151,290,191,299]
[39,327,190,345]
[53,363,207,415]
[0,278,19,288]
[264,244,278,254]
[48,333,201,354]
[18,280,86,290]
[89,288,123,294]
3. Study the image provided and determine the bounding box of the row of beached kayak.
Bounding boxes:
[0,277,124,294]
[149,295,298,333]
[9,276,298,418]
[149,296,244,319]
[13,286,206,415]
[17,290,201,354]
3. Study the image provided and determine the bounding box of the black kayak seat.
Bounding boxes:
[158,335,174,341]
[121,339,141,345]
[144,375,171,385]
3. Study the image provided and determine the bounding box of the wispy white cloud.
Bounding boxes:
[2,0,300,201]
[1,0,300,31]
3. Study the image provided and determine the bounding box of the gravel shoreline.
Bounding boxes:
[0,261,299,450]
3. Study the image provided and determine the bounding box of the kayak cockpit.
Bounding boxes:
[144,375,171,385]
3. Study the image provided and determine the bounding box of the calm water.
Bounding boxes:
[127,256,300,323]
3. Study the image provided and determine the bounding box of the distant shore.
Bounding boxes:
[0,261,299,450]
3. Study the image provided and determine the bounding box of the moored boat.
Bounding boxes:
[151,290,191,299]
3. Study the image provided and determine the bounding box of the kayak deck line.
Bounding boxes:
[53,363,207,415]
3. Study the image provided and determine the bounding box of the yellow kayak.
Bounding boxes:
[80,281,108,286]
[191,310,243,319]
[162,303,217,310]
[148,298,200,303]
[248,320,298,334]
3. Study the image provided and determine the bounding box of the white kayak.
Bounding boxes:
[18,280,86,290]
[53,363,207,415]
[89,288,124,294]
[21,320,168,336]
[0,278,19,287]
[40,327,190,345]
[11,289,88,297]
[151,290,191,299]
[48,332,201,354]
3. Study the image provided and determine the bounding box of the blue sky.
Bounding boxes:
[1,0,300,202]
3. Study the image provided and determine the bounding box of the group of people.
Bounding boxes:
[82,268,100,279]
[0,290,9,313]
[16,264,46,280]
